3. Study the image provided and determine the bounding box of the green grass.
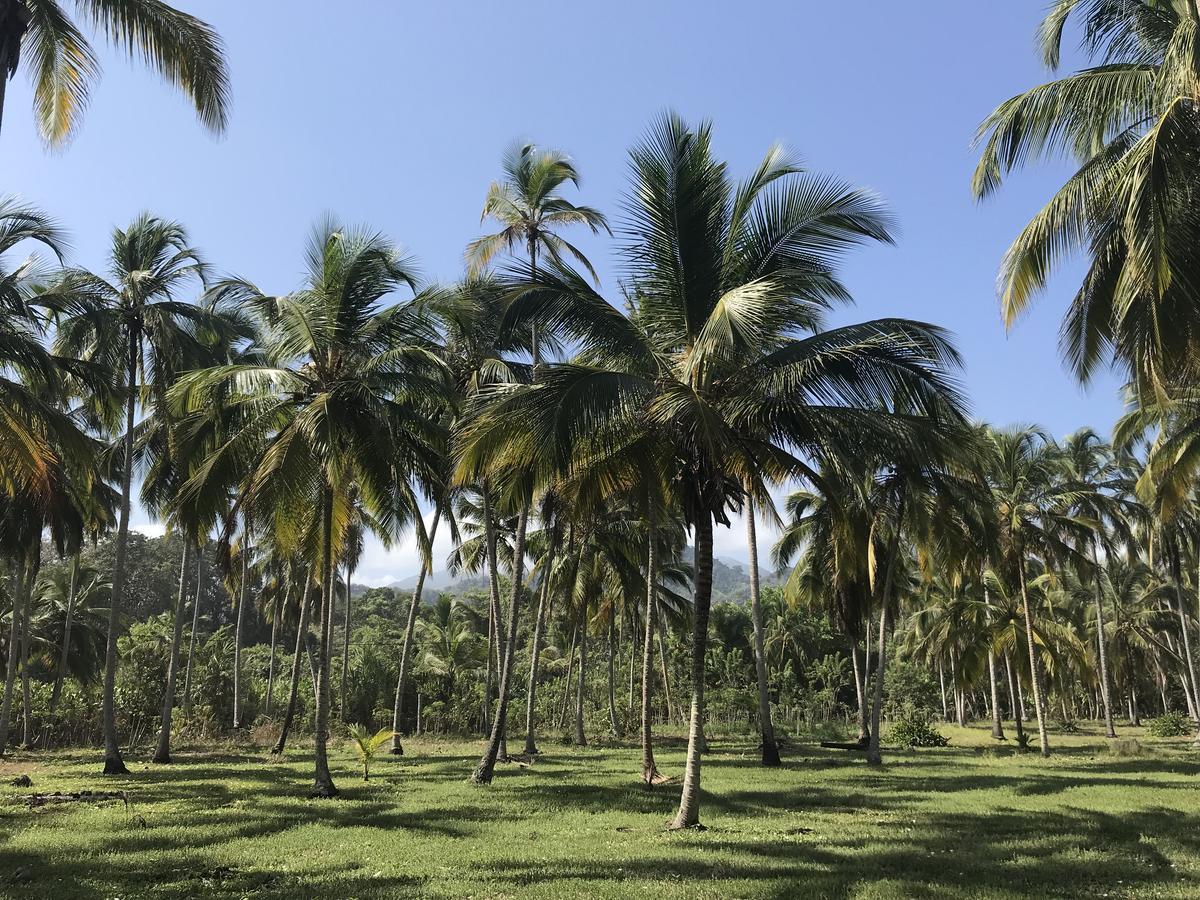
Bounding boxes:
[1,724,1198,898]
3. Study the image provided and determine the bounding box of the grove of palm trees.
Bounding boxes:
[2,1,1200,897]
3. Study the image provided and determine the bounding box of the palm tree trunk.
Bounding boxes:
[607,616,619,736]
[1090,542,1116,738]
[937,660,948,721]
[558,625,577,729]
[482,600,493,735]
[670,513,714,830]
[311,485,338,798]
[657,614,675,725]
[153,540,193,763]
[102,340,138,776]
[182,547,205,718]
[0,561,23,753]
[271,569,312,755]
[472,501,529,784]
[391,503,443,755]
[480,485,508,760]
[745,494,781,766]
[0,1,32,141]
[523,534,557,755]
[233,538,250,730]
[574,620,587,746]
[1006,651,1027,750]
[340,562,353,721]
[19,546,40,748]
[640,526,660,783]
[1017,558,1051,757]
[853,640,869,741]
[860,626,873,742]
[266,583,285,717]
[866,512,904,767]
[49,553,81,715]
[988,651,1004,739]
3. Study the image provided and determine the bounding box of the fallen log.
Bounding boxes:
[819,741,869,752]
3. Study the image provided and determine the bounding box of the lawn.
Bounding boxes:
[1,725,1198,899]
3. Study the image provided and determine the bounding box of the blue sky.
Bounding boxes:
[2,0,1124,583]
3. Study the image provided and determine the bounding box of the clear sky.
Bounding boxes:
[2,0,1124,584]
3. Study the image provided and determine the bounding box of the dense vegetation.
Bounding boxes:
[2,1,1200,881]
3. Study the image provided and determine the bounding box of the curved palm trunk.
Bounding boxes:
[311,487,338,798]
[101,341,138,776]
[607,616,619,736]
[471,502,528,784]
[937,661,948,721]
[858,628,872,742]
[574,621,587,746]
[745,495,780,766]
[153,540,194,763]
[482,601,493,734]
[340,563,353,722]
[1090,542,1116,738]
[524,537,557,755]
[1169,557,1200,729]
[657,615,675,725]
[671,514,714,830]
[0,561,28,753]
[1004,651,1027,749]
[558,626,577,729]
[271,570,312,755]
[233,541,249,730]
[987,652,1005,739]
[49,553,81,716]
[640,528,661,783]
[182,548,205,718]
[391,504,442,755]
[1017,558,1051,757]
[866,514,903,767]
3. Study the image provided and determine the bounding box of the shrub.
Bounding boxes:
[889,712,949,748]
[1109,737,1144,757]
[1146,711,1193,737]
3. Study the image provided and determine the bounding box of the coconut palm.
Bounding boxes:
[973,0,1200,394]
[457,114,966,826]
[0,0,229,146]
[171,217,447,796]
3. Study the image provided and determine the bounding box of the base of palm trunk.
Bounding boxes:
[151,751,171,764]
[102,755,129,775]
[309,780,339,799]
[668,818,706,831]
[391,743,404,756]
[761,735,781,767]
[471,762,494,784]
[523,740,539,756]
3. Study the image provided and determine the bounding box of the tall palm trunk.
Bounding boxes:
[271,569,312,755]
[233,538,249,730]
[558,625,577,729]
[988,651,1004,739]
[524,533,557,755]
[859,627,873,742]
[182,548,204,717]
[482,600,493,734]
[340,562,353,721]
[657,614,675,725]
[472,501,529,784]
[607,616,619,736]
[937,660,948,720]
[481,485,508,757]
[153,540,194,763]
[18,545,40,747]
[0,1,32,140]
[1005,651,1027,749]
[853,639,869,741]
[311,486,338,798]
[266,583,285,716]
[1090,541,1116,738]
[574,619,587,746]
[671,513,714,830]
[49,553,81,715]
[0,559,29,753]
[745,494,780,766]
[1168,552,1200,728]
[101,339,138,775]
[1016,558,1051,756]
[391,503,442,755]
[640,526,661,783]
[866,522,903,767]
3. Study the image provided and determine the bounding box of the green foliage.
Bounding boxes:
[346,724,396,781]
[1146,711,1193,738]
[888,711,950,748]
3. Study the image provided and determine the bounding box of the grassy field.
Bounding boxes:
[1,724,1198,899]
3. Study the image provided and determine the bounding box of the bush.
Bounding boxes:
[1146,711,1194,737]
[889,712,949,748]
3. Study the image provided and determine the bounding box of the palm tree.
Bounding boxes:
[52,214,230,774]
[457,114,965,826]
[973,0,1200,394]
[0,0,229,146]
[172,218,446,796]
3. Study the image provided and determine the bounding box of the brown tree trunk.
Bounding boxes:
[670,514,714,830]
[0,561,24,753]
[1091,541,1116,738]
[271,569,312,755]
[153,540,194,763]
[265,582,286,716]
[640,527,661,783]
[340,563,353,721]
[49,553,81,715]
[574,619,587,746]
[233,538,250,730]
[472,501,529,783]
[102,339,138,775]
[310,486,338,798]
[745,493,780,766]
[182,547,205,718]
[18,546,39,747]
[391,504,442,755]
[1018,558,1051,757]
[524,530,557,755]
[657,615,675,725]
